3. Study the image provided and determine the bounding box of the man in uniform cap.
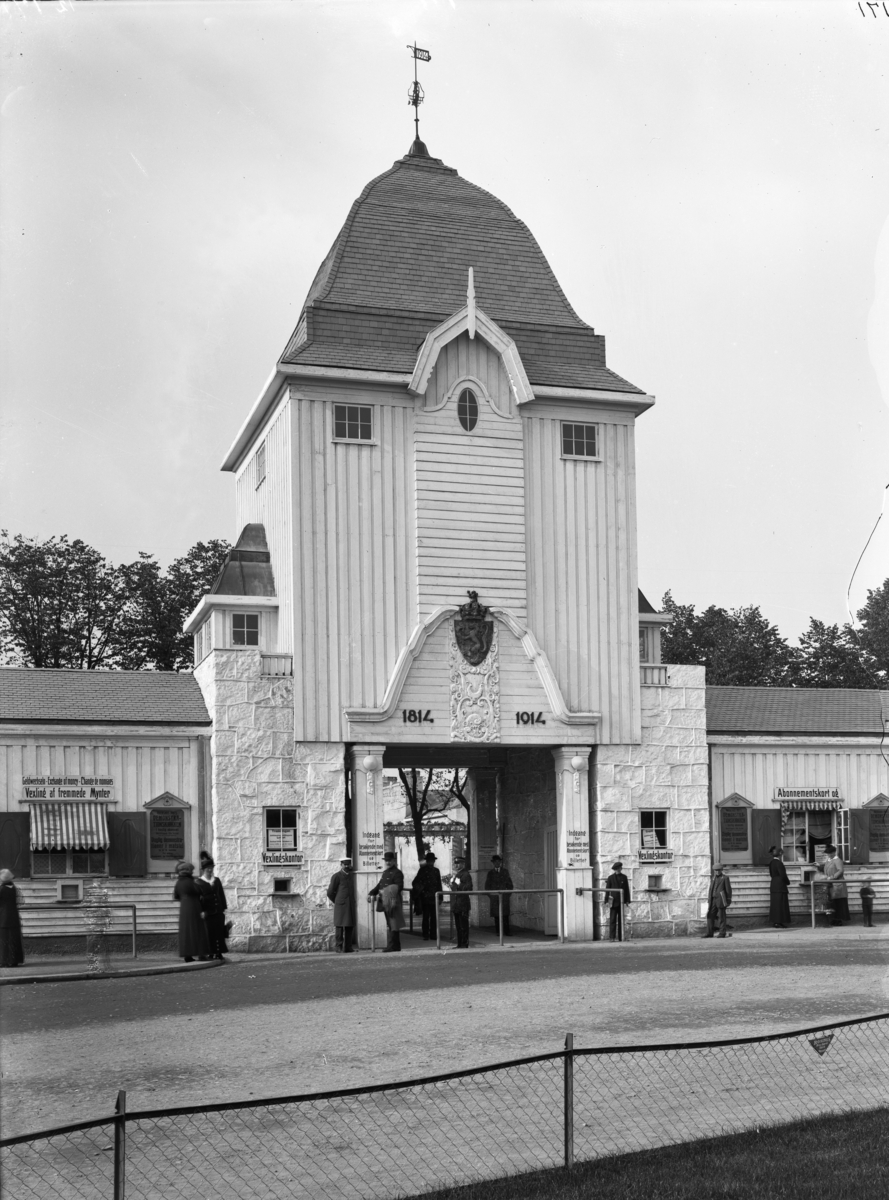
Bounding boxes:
[603,861,631,941]
[484,854,514,937]
[369,851,405,952]
[412,851,443,941]
[449,854,474,948]
[702,863,732,938]
[327,857,356,953]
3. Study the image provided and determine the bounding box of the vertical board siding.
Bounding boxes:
[711,745,889,807]
[524,415,640,745]
[0,740,195,812]
[291,388,416,741]
[417,333,527,620]
[234,393,293,653]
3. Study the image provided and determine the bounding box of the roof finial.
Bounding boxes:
[467,267,476,340]
[406,42,431,157]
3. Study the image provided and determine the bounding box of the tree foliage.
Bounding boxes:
[0,531,230,672]
[659,580,889,688]
[397,767,470,862]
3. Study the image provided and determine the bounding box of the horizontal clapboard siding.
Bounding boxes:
[418,333,526,622]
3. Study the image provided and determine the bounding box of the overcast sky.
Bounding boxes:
[2,0,887,642]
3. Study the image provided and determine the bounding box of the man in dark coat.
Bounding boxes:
[412,852,443,941]
[703,863,732,938]
[368,851,405,952]
[196,856,229,960]
[603,861,631,941]
[449,854,474,948]
[768,846,791,928]
[484,854,514,937]
[327,857,356,952]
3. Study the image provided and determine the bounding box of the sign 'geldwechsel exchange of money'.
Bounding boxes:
[22,776,115,800]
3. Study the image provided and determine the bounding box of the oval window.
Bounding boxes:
[457,388,479,432]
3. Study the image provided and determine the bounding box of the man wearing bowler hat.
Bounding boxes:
[369,851,405,952]
[327,856,356,953]
[412,851,443,941]
[603,861,631,941]
[449,854,474,948]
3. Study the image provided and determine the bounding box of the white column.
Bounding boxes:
[552,746,594,941]
[350,745,386,950]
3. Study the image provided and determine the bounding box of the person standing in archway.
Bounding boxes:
[412,852,442,942]
[369,851,405,953]
[768,846,791,929]
[484,854,514,937]
[450,854,473,948]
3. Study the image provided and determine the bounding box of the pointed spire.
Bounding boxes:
[467,268,476,340]
[406,44,431,154]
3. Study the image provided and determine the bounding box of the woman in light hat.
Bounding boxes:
[173,861,210,962]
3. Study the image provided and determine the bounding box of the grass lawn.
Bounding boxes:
[407,1107,889,1200]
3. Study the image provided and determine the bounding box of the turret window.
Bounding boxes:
[561,422,599,459]
[333,404,373,442]
[232,613,260,646]
[457,388,479,432]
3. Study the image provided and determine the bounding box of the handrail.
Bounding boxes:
[434,888,565,949]
[19,902,138,959]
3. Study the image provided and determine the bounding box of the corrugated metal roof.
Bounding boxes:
[280,152,644,394]
[0,669,211,726]
[706,686,887,736]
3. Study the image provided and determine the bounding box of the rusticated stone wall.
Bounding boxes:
[596,664,709,937]
[194,649,345,952]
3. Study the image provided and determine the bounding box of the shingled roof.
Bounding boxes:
[706,686,889,737]
[0,669,211,726]
[281,149,643,394]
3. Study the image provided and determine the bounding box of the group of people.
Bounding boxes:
[327,850,516,953]
[172,854,230,962]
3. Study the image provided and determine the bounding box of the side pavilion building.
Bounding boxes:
[186,140,710,950]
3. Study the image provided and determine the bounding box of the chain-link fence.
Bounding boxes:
[3,1013,887,1200]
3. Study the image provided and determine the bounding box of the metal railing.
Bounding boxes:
[434,889,565,948]
[19,902,138,958]
[2,1012,887,1200]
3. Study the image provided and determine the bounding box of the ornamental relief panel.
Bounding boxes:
[449,621,500,743]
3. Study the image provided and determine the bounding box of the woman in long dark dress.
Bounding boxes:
[768,847,791,928]
[195,856,228,960]
[173,862,210,962]
[0,869,25,967]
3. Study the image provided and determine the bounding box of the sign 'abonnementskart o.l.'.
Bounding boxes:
[22,776,115,800]
[773,788,842,801]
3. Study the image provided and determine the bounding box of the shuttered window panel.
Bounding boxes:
[29,803,111,850]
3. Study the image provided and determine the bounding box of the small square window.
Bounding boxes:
[647,874,664,891]
[232,613,260,647]
[640,810,668,849]
[265,807,299,851]
[255,443,266,488]
[333,404,373,442]
[561,422,599,459]
[273,878,291,894]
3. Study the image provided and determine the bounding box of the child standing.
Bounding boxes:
[859,877,876,928]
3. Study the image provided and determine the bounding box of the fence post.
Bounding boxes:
[113,1089,126,1200]
[563,1033,574,1168]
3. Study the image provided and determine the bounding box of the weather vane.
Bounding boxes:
[407,43,431,143]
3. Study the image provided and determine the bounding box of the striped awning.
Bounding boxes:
[29,803,110,850]
[780,800,843,812]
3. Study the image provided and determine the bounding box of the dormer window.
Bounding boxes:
[457,388,479,432]
[232,613,260,647]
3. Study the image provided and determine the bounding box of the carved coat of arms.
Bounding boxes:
[454,591,493,665]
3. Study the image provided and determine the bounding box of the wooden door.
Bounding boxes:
[108,812,148,877]
[544,825,558,935]
[0,811,31,878]
[751,810,781,866]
